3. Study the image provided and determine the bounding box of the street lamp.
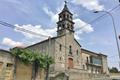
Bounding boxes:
[119,35,120,40]
[94,10,120,68]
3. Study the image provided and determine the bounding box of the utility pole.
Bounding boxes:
[94,11,120,69]
[45,36,51,80]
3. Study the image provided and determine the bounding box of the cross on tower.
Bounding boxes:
[64,1,67,5]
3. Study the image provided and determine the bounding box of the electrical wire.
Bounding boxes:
[0,21,49,38]
[0,4,120,56]
[75,4,120,31]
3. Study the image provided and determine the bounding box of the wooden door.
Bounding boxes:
[68,58,73,69]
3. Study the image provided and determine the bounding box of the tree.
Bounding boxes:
[44,55,54,80]
[109,67,119,73]
[10,48,54,80]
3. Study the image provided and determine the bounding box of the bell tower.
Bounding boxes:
[57,1,74,36]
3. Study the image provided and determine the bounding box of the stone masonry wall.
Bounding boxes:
[69,70,110,80]
[0,50,14,80]
[16,59,46,80]
[16,60,32,80]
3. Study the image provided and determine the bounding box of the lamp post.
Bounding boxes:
[119,35,120,40]
[94,11,120,68]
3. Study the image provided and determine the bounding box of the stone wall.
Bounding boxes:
[0,49,46,80]
[0,50,14,80]
[69,72,110,80]
[110,73,120,80]
[16,59,46,80]
[50,70,110,80]
[16,59,32,80]
[100,55,109,74]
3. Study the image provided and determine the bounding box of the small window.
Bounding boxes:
[67,14,69,19]
[7,63,13,67]
[59,44,62,51]
[76,50,78,55]
[69,45,72,54]
[87,57,89,63]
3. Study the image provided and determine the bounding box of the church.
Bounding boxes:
[0,2,110,80]
[26,2,109,80]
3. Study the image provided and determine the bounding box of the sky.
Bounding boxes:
[0,0,120,70]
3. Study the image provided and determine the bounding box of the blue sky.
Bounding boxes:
[0,0,120,69]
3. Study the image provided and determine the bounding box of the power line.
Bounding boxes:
[0,5,119,37]
[0,20,119,70]
[0,4,119,55]
[0,20,116,60]
[0,21,80,53]
[0,21,49,38]
[75,4,120,31]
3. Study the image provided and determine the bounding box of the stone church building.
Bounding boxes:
[26,2,109,80]
[0,2,110,80]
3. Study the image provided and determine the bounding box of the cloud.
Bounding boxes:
[14,24,57,45]
[71,0,104,11]
[43,5,58,23]
[43,5,94,39]
[2,37,24,47]
[74,19,94,33]
[11,3,94,44]
[73,18,94,40]
[15,24,56,38]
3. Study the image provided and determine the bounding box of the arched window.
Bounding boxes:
[59,16,62,21]
[59,26,62,30]
[67,24,69,29]
[63,14,66,19]
[67,14,69,19]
